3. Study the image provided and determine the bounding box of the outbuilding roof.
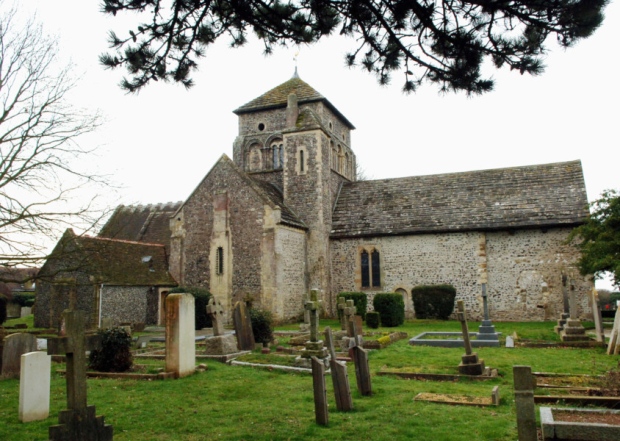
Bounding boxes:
[331,160,589,238]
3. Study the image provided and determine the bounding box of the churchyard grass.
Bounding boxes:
[0,318,616,440]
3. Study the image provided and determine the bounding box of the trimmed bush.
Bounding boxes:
[88,327,133,372]
[0,294,7,324]
[12,293,35,307]
[411,285,457,319]
[373,293,405,327]
[250,307,273,346]
[336,292,367,320]
[169,287,213,330]
[366,311,380,329]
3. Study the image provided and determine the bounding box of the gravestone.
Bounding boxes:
[560,280,589,342]
[348,317,372,396]
[205,297,237,355]
[300,291,311,332]
[232,301,255,351]
[456,300,485,375]
[476,283,500,344]
[1,333,37,378]
[324,327,353,411]
[337,296,347,331]
[311,356,328,426]
[166,293,196,378]
[47,309,113,441]
[301,290,328,359]
[513,365,537,441]
[607,306,620,355]
[590,288,605,343]
[554,275,571,334]
[19,351,51,422]
[343,300,356,337]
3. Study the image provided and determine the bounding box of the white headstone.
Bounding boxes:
[505,336,514,348]
[165,293,196,378]
[19,351,51,422]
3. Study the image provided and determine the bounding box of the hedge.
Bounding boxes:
[365,311,380,329]
[88,327,133,372]
[336,292,367,320]
[411,285,457,319]
[0,294,7,324]
[373,293,405,327]
[169,287,213,330]
[250,307,274,346]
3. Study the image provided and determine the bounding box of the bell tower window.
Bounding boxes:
[272,142,283,169]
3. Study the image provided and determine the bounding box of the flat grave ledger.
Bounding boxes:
[409,332,501,348]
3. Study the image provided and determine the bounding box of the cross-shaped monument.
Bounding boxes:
[476,283,500,345]
[301,290,328,359]
[456,300,486,376]
[206,297,225,336]
[47,309,113,441]
[337,296,347,331]
[343,300,357,337]
[560,278,589,342]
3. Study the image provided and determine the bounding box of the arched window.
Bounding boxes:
[337,145,343,174]
[272,142,283,169]
[371,250,381,287]
[300,149,305,172]
[360,247,381,289]
[361,250,370,288]
[216,247,224,275]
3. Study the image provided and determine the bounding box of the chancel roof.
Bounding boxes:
[98,202,182,249]
[233,75,355,129]
[331,160,588,238]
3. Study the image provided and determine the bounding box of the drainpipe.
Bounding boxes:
[98,284,104,328]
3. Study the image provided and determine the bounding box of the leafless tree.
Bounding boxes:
[0,4,109,271]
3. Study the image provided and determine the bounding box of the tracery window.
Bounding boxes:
[360,247,381,289]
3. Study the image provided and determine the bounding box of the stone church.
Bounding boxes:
[166,72,592,323]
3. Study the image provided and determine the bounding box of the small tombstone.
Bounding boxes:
[46,309,113,441]
[513,365,537,441]
[19,351,51,422]
[205,297,237,355]
[311,356,328,426]
[20,306,32,318]
[232,301,255,351]
[337,297,347,331]
[348,318,371,396]
[324,327,353,411]
[1,333,37,378]
[165,294,196,378]
[206,297,225,336]
[505,336,514,348]
[456,300,485,376]
[301,290,328,359]
[343,300,356,337]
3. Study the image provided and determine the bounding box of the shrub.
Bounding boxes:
[373,293,405,327]
[0,294,6,324]
[250,307,273,346]
[336,292,367,320]
[411,285,457,319]
[12,293,35,307]
[88,327,133,372]
[366,311,380,329]
[169,287,212,330]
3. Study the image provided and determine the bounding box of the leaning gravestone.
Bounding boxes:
[348,318,372,396]
[325,327,353,411]
[1,333,37,378]
[47,309,113,441]
[165,293,196,378]
[311,356,328,426]
[232,301,255,351]
[456,300,485,375]
[204,297,237,355]
[19,351,51,422]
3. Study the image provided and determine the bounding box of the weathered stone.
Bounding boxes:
[1,333,37,378]
[311,356,328,426]
[206,297,225,336]
[19,351,51,422]
[513,365,537,441]
[204,334,238,355]
[232,301,255,351]
[165,294,196,378]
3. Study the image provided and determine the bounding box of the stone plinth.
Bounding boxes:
[554,313,570,334]
[301,340,328,359]
[204,334,238,355]
[165,294,196,378]
[19,351,51,422]
[560,319,590,342]
[476,320,500,342]
[458,352,485,376]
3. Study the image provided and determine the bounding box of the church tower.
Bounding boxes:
[232,72,356,309]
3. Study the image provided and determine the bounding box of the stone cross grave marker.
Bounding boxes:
[1,332,37,378]
[513,365,537,441]
[324,326,353,411]
[343,300,356,337]
[206,297,225,336]
[46,309,113,441]
[233,301,255,351]
[560,280,588,342]
[166,293,196,378]
[456,300,485,376]
[19,351,51,422]
[348,317,372,396]
[337,296,347,331]
[311,356,328,426]
[301,290,328,358]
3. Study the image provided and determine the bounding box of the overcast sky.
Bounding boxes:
[21,1,619,288]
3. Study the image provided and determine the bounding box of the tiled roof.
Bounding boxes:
[331,161,588,238]
[45,230,176,286]
[98,202,182,249]
[233,76,355,129]
[251,179,307,230]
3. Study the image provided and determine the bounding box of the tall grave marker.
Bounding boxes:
[348,318,371,396]
[19,351,51,422]
[165,293,196,378]
[560,279,589,342]
[232,300,255,351]
[204,297,237,355]
[301,290,328,359]
[324,327,353,411]
[46,309,113,441]
[456,300,485,376]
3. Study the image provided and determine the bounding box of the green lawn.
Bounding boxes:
[0,318,617,440]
